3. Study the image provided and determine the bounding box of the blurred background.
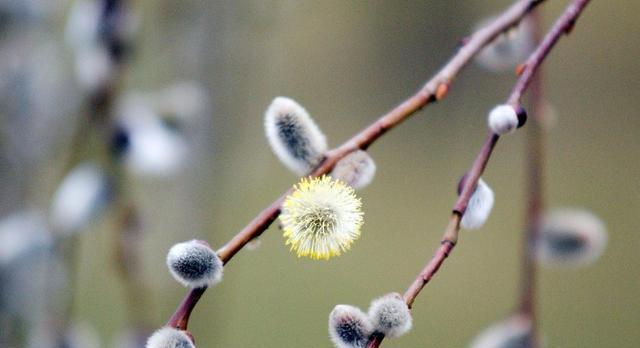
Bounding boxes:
[0,0,638,347]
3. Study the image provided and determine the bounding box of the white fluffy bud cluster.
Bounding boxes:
[146,327,195,348]
[264,97,328,176]
[328,293,412,348]
[166,240,223,288]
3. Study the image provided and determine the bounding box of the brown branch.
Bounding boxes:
[166,0,546,331]
[508,0,591,106]
[518,7,545,348]
[367,0,592,347]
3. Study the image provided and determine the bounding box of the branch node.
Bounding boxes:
[435,83,450,101]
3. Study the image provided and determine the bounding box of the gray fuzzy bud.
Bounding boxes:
[146,327,195,348]
[469,314,533,348]
[488,105,519,135]
[474,16,534,73]
[264,97,328,176]
[460,178,495,230]
[330,150,376,190]
[166,240,223,288]
[49,162,111,236]
[367,293,412,339]
[536,208,607,268]
[329,304,373,348]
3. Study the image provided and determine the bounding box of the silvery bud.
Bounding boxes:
[329,304,373,348]
[330,150,376,190]
[166,240,223,288]
[264,97,328,176]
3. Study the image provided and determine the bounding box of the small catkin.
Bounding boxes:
[488,105,520,135]
[459,177,495,230]
[536,208,607,267]
[367,293,412,339]
[115,94,188,178]
[474,16,535,72]
[264,97,328,176]
[49,162,111,236]
[469,314,533,348]
[330,150,377,190]
[166,240,223,288]
[329,304,373,348]
[146,327,195,348]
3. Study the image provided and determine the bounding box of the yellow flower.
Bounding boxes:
[280,175,364,260]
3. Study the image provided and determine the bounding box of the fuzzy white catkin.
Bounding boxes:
[474,16,534,72]
[49,162,110,236]
[330,150,376,190]
[329,305,373,348]
[116,94,188,178]
[146,327,195,348]
[166,240,223,288]
[368,293,412,339]
[461,178,495,230]
[264,97,328,176]
[488,105,519,135]
[469,314,533,348]
[536,208,607,267]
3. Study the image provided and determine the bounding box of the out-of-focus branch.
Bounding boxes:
[518,7,544,348]
[166,0,547,330]
[367,1,592,347]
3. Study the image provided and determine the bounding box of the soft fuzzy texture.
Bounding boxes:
[329,304,373,348]
[280,175,363,260]
[536,208,607,267]
[460,178,495,230]
[264,97,327,176]
[367,293,412,339]
[330,150,377,190]
[49,162,110,235]
[166,240,223,288]
[469,314,532,348]
[488,104,519,135]
[146,327,195,348]
[474,16,534,72]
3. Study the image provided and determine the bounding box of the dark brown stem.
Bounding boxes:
[165,0,546,330]
[368,0,592,346]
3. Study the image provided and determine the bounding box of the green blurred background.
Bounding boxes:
[3,0,640,347]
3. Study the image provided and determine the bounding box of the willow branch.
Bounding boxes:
[518,7,545,348]
[166,0,546,330]
[368,1,592,347]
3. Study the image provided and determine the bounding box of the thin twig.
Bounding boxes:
[166,0,546,330]
[367,0,592,347]
[518,7,545,348]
